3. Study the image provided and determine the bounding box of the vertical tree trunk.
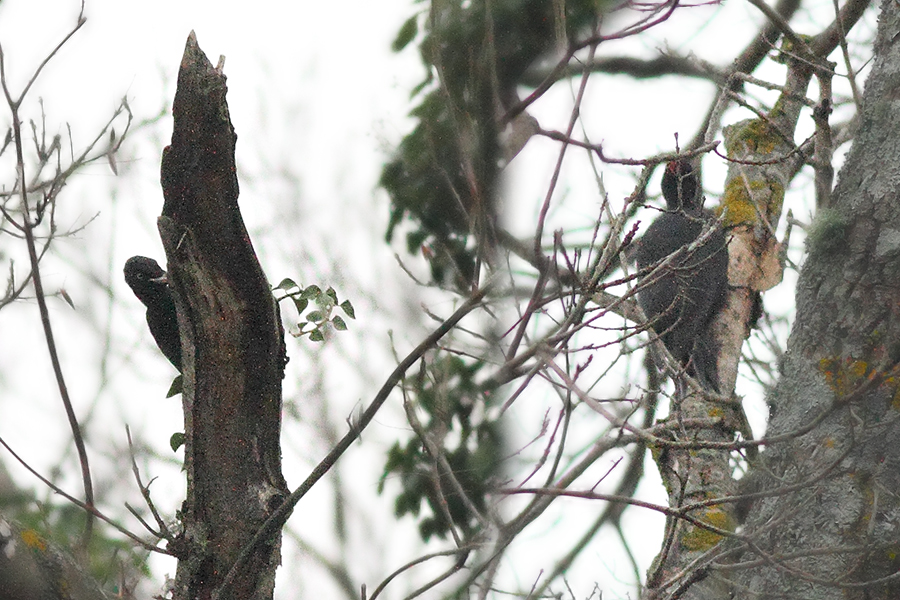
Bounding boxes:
[731,1,900,596]
[158,33,288,600]
[645,1,873,596]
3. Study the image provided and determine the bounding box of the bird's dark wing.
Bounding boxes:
[124,256,182,371]
[636,213,727,390]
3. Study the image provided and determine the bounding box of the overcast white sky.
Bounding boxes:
[0,0,874,598]
[0,1,430,597]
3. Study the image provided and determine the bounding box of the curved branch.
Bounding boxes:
[213,285,490,600]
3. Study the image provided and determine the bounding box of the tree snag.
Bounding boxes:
[158,32,288,600]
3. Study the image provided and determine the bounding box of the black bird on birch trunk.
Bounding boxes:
[124,256,181,371]
[635,159,728,392]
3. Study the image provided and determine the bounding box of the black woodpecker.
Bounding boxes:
[124,256,181,371]
[635,160,728,392]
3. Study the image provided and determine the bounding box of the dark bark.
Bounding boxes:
[158,32,288,600]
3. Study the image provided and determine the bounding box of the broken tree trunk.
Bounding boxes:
[158,32,288,600]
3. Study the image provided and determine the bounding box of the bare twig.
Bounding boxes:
[0,8,95,550]
[0,435,168,555]
[213,285,491,599]
[126,426,174,542]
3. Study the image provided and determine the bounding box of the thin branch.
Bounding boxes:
[832,0,864,110]
[213,285,491,600]
[745,0,811,55]
[126,426,174,542]
[367,547,475,600]
[0,435,168,555]
[0,2,86,109]
[533,37,599,258]
[520,52,723,87]
[0,11,95,549]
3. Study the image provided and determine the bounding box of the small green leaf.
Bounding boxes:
[392,15,418,52]
[309,329,325,342]
[301,285,322,301]
[291,297,309,314]
[307,310,325,323]
[170,432,185,452]
[166,375,183,398]
[340,300,356,319]
[274,278,299,291]
[326,287,338,304]
[332,316,348,331]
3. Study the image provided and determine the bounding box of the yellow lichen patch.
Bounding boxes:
[773,34,815,65]
[720,177,785,228]
[766,180,785,220]
[20,528,46,552]
[724,119,780,156]
[818,356,900,405]
[819,356,870,396]
[721,178,759,227]
[849,360,868,378]
[681,506,732,552]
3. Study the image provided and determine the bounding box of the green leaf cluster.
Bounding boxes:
[378,355,505,541]
[273,278,355,342]
[381,0,601,288]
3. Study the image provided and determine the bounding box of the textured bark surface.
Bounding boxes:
[159,33,288,600]
[729,1,900,596]
[645,1,874,596]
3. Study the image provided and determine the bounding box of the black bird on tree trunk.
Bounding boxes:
[635,159,729,392]
[124,256,181,372]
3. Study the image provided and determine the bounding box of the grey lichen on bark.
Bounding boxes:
[727,0,900,597]
[646,1,875,597]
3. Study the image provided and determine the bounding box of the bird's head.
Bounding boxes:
[661,159,700,212]
[124,256,169,305]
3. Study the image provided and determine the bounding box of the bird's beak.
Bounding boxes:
[151,274,169,285]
